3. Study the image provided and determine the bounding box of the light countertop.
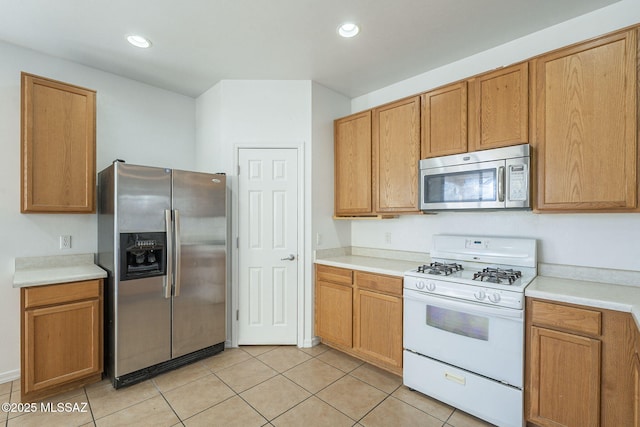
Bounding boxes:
[314,246,429,277]
[526,276,640,328]
[13,253,107,288]
[315,247,640,328]
[315,254,423,277]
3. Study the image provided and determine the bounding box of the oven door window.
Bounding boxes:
[426,305,489,341]
[425,168,496,204]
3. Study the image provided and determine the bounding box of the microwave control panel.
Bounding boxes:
[508,164,528,201]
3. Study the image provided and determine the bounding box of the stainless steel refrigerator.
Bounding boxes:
[97,161,226,388]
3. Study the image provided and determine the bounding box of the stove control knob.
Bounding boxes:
[489,293,501,303]
[416,281,425,290]
[426,282,436,292]
[474,290,486,301]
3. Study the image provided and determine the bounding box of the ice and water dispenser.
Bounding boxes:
[119,232,166,281]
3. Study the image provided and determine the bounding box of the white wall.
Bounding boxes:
[311,82,352,252]
[350,0,640,273]
[195,80,351,346]
[0,41,196,381]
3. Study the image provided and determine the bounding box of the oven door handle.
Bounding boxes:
[403,289,523,320]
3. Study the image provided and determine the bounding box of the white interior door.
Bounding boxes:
[238,148,299,344]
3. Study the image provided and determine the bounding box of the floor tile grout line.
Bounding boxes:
[152,378,182,425]
[87,383,160,423]
[82,386,97,427]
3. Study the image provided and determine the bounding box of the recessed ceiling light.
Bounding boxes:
[126,35,152,48]
[338,23,360,38]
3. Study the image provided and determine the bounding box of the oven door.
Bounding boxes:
[420,159,505,210]
[403,288,524,387]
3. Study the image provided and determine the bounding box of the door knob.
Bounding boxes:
[280,254,296,261]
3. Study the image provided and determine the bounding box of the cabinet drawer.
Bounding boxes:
[355,271,402,296]
[316,265,353,286]
[24,280,102,309]
[530,299,601,336]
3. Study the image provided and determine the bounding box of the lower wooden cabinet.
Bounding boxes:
[315,278,353,348]
[21,279,103,402]
[526,298,638,427]
[353,272,403,371]
[528,326,601,426]
[314,265,403,375]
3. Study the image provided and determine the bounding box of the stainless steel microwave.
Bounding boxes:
[419,144,530,211]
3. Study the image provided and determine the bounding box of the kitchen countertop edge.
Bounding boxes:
[526,276,640,329]
[13,254,107,288]
[314,255,425,277]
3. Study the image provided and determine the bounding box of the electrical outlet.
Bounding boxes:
[59,235,71,250]
[385,232,392,244]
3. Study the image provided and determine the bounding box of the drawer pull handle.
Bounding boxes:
[445,372,466,385]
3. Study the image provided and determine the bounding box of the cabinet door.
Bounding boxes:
[23,298,102,396]
[421,82,467,158]
[315,280,353,347]
[373,96,420,213]
[334,111,373,216]
[532,29,637,211]
[353,288,403,369]
[528,326,601,427]
[468,62,528,151]
[21,73,96,213]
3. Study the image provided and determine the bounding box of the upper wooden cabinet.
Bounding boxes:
[21,73,96,213]
[531,29,638,212]
[334,111,373,216]
[468,62,529,151]
[373,96,421,213]
[421,81,467,158]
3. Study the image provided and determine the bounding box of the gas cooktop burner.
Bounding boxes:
[417,262,464,276]
[473,268,522,285]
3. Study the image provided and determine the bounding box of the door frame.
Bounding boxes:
[231,143,306,348]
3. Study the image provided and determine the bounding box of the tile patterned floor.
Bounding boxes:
[0,345,495,427]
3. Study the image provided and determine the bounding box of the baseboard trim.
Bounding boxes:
[0,369,20,385]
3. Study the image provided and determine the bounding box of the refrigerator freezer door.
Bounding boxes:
[171,170,227,357]
[115,276,171,377]
[113,163,173,377]
[116,163,172,232]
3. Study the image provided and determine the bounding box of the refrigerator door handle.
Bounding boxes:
[174,209,182,297]
[164,209,173,299]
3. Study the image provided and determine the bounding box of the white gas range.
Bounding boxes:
[403,235,537,427]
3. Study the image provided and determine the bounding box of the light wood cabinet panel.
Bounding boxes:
[353,288,403,370]
[354,271,402,296]
[527,298,638,427]
[315,278,353,348]
[532,29,638,211]
[334,111,373,216]
[421,81,467,158]
[373,96,421,213]
[21,73,96,213]
[468,62,528,151]
[314,265,403,376]
[316,265,353,286]
[528,326,601,427]
[530,299,601,336]
[21,280,103,402]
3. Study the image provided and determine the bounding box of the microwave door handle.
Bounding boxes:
[498,166,505,202]
[164,209,173,299]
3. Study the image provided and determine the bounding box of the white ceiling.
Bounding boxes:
[0,0,621,98]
